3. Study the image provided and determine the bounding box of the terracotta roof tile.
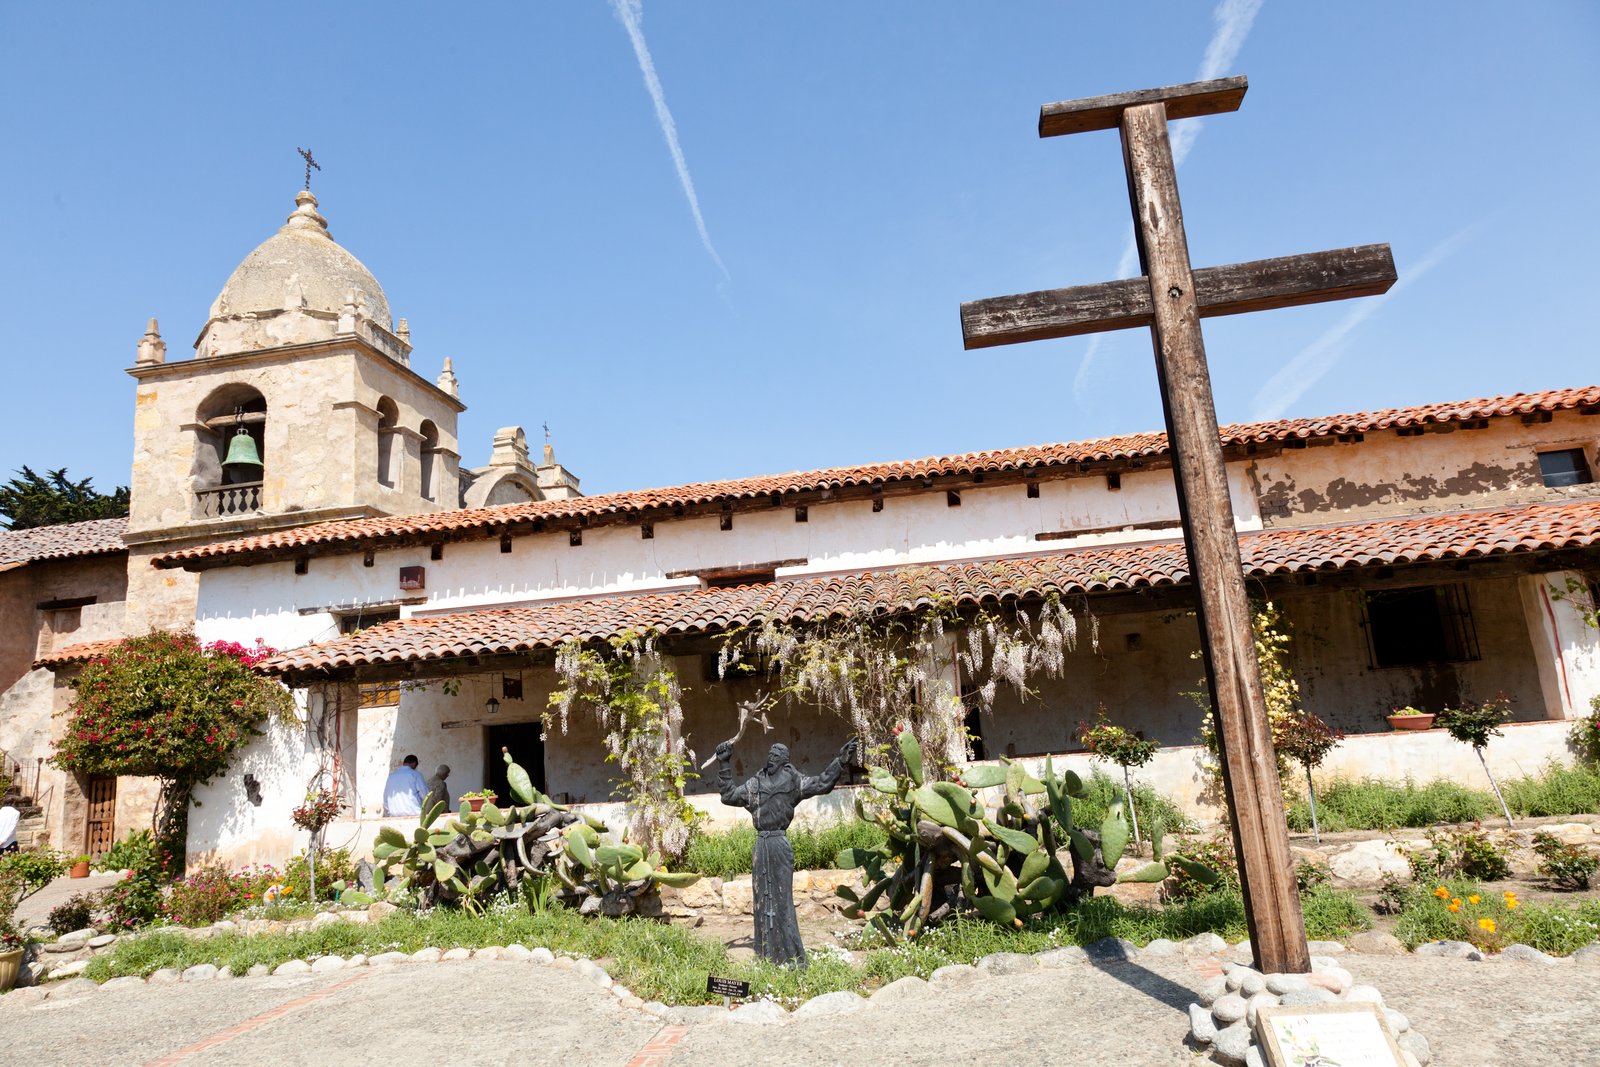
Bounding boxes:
[156,386,1600,569]
[258,499,1600,678]
[0,518,128,566]
[34,637,127,670]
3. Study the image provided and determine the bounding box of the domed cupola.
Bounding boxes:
[195,190,398,359]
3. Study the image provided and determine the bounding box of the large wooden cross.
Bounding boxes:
[961,76,1397,976]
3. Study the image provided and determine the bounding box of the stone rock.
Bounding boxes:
[441,948,472,962]
[664,1005,732,1026]
[1344,984,1385,1007]
[1346,930,1407,956]
[1083,937,1138,962]
[1305,971,1348,995]
[102,976,145,991]
[1244,1047,1266,1067]
[1182,932,1228,956]
[791,870,813,895]
[1246,990,1279,1027]
[551,955,575,970]
[1570,944,1600,965]
[870,975,928,1003]
[310,956,346,973]
[1189,1003,1217,1044]
[1035,946,1088,968]
[793,990,866,1019]
[1398,1030,1432,1065]
[58,928,96,945]
[1499,943,1560,964]
[347,955,367,968]
[530,947,555,964]
[41,940,86,955]
[641,1001,669,1017]
[1309,955,1340,972]
[976,952,1039,976]
[1,987,51,1007]
[1328,839,1411,885]
[212,920,236,931]
[1534,822,1594,845]
[928,963,982,985]
[1230,939,1254,964]
[676,876,723,910]
[502,944,532,962]
[181,964,219,982]
[1278,987,1337,1007]
[722,879,755,915]
[87,934,117,950]
[51,978,97,997]
[574,959,612,988]
[1414,940,1483,961]
[148,968,182,984]
[728,1000,786,1024]
[473,946,503,961]
[1212,1022,1251,1066]
[218,966,234,979]
[1211,992,1247,1025]
[1384,1008,1410,1034]
[1140,938,1180,957]
[1197,976,1228,1007]
[47,960,89,979]
[342,910,370,925]
[1238,970,1266,996]
[273,960,311,976]
[1306,939,1346,955]
[367,901,399,922]
[368,953,410,967]
[808,869,863,898]
[1265,973,1307,995]
[247,964,272,977]
[311,911,343,928]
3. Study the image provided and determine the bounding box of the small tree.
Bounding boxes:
[1438,697,1515,826]
[1273,709,1341,844]
[290,788,341,901]
[1077,709,1159,850]
[50,632,296,871]
[0,466,129,530]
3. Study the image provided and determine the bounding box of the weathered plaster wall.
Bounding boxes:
[1252,412,1600,526]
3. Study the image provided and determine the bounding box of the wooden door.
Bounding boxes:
[85,775,117,859]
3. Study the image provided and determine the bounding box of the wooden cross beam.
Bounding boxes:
[961,76,1397,976]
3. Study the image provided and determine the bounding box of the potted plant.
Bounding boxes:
[461,788,497,813]
[1386,706,1435,731]
[67,854,91,879]
[0,848,66,991]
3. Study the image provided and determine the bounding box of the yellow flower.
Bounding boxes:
[1506,898,1519,910]
[1447,901,1461,913]
[1433,886,1450,899]
[1467,895,1481,904]
[1478,918,1496,932]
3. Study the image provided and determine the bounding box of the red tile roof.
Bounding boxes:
[0,518,128,567]
[33,637,126,670]
[155,386,1600,570]
[257,499,1600,678]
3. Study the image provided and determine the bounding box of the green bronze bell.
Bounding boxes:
[223,428,263,469]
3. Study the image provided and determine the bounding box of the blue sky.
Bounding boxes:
[3,2,1597,498]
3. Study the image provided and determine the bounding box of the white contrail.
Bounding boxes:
[1249,223,1483,420]
[610,0,730,281]
[1073,0,1264,404]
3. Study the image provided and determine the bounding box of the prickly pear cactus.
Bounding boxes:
[374,747,699,915]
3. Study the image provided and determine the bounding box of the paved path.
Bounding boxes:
[2,951,1596,1066]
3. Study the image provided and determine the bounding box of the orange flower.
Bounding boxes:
[1506,898,1519,910]
[1447,901,1461,913]
[1467,895,1481,905]
[1433,886,1450,899]
[1478,918,1496,932]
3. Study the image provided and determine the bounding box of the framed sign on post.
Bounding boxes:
[1254,1003,1406,1067]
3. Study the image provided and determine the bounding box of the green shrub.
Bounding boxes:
[100,873,164,931]
[47,893,96,935]
[1502,763,1600,818]
[164,864,246,927]
[1072,771,1193,840]
[100,830,157,873]
[1300,886,1372,941]
[1286,777,1494,832]
[1531,833,1599,890]
[681,820,886,878]
[283,848,354,901]
[1408,826,1511,882]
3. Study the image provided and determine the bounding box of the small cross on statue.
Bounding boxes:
[297,147,321,191]
[542,421,551,443]
[961,76,1398,976]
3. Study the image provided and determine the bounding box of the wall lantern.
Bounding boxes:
[485,696,500,716]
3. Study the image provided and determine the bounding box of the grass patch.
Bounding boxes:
[680,819,886,878]
[1286,763,1600,833]
[1391,877,1600,956]
[1068,770,1195,838]
[1501,762,1600,818]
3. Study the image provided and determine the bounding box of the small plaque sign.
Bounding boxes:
[705,976,750,999]
[1255,1003,1406,1067]
[399,565,426,590]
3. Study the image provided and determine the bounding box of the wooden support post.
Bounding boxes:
[1120,101,1309,975]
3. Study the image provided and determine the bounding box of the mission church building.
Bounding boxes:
[5,185,1600,869]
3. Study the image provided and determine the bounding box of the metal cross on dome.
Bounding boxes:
[297,147,321,190]
[961,76,1398,976]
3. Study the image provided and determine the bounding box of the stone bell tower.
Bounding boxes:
[122,188,467,631]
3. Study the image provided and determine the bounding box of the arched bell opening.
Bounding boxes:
[419,419,439,501]
[193,383,267,517]
[376,396,400,488]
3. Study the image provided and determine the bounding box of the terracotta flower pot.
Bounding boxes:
[69,860,91,879]
[1386,713,1436,731]
[0,946,23,992]
[466,796,494,813]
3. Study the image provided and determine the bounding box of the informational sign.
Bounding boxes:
[1255,1003,1406,1067]
[705,976,751,999]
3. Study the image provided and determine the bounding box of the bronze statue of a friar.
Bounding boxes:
[715,737,858,967]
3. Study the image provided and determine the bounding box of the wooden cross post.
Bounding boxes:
[961,76,1397,975]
